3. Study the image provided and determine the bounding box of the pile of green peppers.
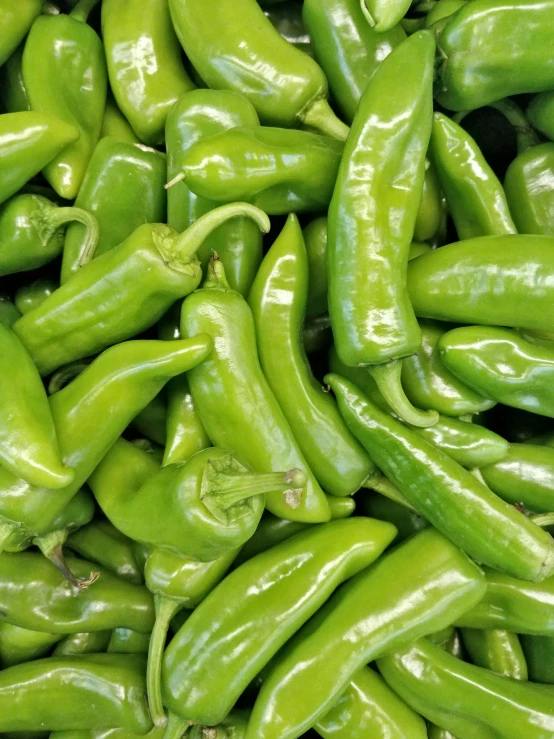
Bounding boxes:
[1,0,554,736]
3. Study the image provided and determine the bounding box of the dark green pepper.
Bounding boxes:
[504,142,554,236]
[264,2,312,56]
[358,492,429,542]
[130,395,167,447]
[461,628,528,679]
[303,314,333,355]
[0,297,21,328]
[528,91,554,141]
[521,635,554,684]
[53,631,111,657]
[107,628,150,655]
[0,623,62,668]
[303,216,328,318]
[14,280,58,316]
[0,44,30,113]
[0,0,42,67]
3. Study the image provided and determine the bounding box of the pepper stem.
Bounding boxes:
[203,253,231,291]
[359,0,376,26]
[34,531,100,591]
[164,712,194,739]
[367,360,439,428]
[364,472,416,511]
[299,99,350,142]
[0,522,18,553]
[69,0,101,22]
[147,595,182,729]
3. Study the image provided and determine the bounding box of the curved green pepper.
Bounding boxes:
[328,31,437,428]
[107,628,149,655]
[0,622,62,668]
[528,91,554,141]
[181,258,331,523]
[53,631,111,657]
[246,529,485,739]
[303,216,328,318]
[424,0,467,28]
[166,90,263,296]
[0,297,21,328]
[61,137,166,284]
[249,214,374,497]
[379,637,554,739]
[460,628,528,679]
[162,518,396,733]
[407,235,554,333]
[102,0,194,145]
[0,194,98,277]
[22,2,107,199]
[439,326,554,419]
[0,654,151,734]
[167,0,349,139]
[0,112,79,206]
[163,376,210,465]
[504,142,554,236]
[326,373,554,581]
[361,0,411,32]
[521,635,554,684]
[14,203,266,376]
[413,165,445,243]
[0,44,30,113]
[15,280,58,316]
[436,0,554,111]
[0,0,42,67]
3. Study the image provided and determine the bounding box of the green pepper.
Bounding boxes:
[303,314,333,355]
[130,395,167,447]
[302,216,328,318]
[439,326,554,419]
[528,91,554,141]
[0,112,79,206]
[264,2,312,56]
[51,729,165,739]
[107,628,150,655]
[0,297,21,328]
[358,492,429,542]
[102,0,195,145]
[165,90,263,296]
[328,32,438,428]
[521,635,554,684]
[13,203,266,376]
[360,0,411,32]
[167,0,349,139]
[14,280,58,316]
[379,637,554,738]
[302,0,405,125]
[413,165,445,243]
[61,137,166,284]
[181,257,331,523]
[430,112,517,239]
[22,1,107,199]
[246,529,485,739]
[249,215,374,497]
[100,96,139,144]
[504,142,554,236]
[0,336,212,552]
[424,0,467,28]
[435,0,554,111]
[326,373,554,581]
[528,431,554,448]
[163,376,210,465]
[0,654,151,734]
[66,520,144,584]
[407,235,554,333]
[0,622,62,668]
[460,628,528,679]
[0,44,30,113]
[0,0,42,67]
[173,126,344,215]
[53,631,111,657]
[0,193,99,277]
[162,518,396,733]
[0,550,154,634]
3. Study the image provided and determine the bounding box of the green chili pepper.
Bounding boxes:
[326,373,554,580]
[0,44,30,113]
[0,336,212,553]
[427,728,458,739]
[0,550,154,634]
[0,654,152,734]
[360,0,412,32]
[424,0,467,28]
[359,492,429,542]
[328,32,438,428]
[326,495,356,518]
[162,518,396,734]
[0,623,62,668]
[107,628,150,655]
[131,395,167,447]
[302,0,405,125]
[163,376,210,465]
[528,91,554,141]
[100,96,139,144]
[0,0,42,67]
[14,280,58,316]
[303,314,333,355]
[303,216,328,318]
[264,2,312,56]
[167,0,349,139]
[521,635,554,684]
[233,514,310,567]
[0,112,79,206]
[430,112,517,239]
[249,215,374,497]
[436,0,554,111]
[22,1,107,199]
[460,628,528,679]
[53,631,111,657]
[61,137,166,284]
[504,142,554,236]
[0,194,99,277]
[51,729,165,739]
[14,203,266,376]
[165,90,263,296]
[173,126,344,215]
[246,528,485,739]
[0,297,21,328]
[181,257,331,523]
[413,164,445,243]
[102,0,195,145]
[439,326,554,419]
[30,487,96,562]
[407,235,554,333]
[380,637,554,738]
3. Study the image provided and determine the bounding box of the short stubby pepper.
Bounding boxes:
[504,142,554,236]
[528,91,554,141]
[53,631,111,658]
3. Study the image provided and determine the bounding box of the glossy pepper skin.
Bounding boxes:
[166,90,263,296]
[246,529,485,739]
[100,96,140,144]
[504,142,554,236]
[0,655,152,734]
[22,4,108,200]
[407,235,554,333]
[181,258,331,523]
[0,0,42,67]
[167,0,349,139]
[380,637,554,739]
[0,44,30,113]
[249,215,374,497]
[528,91,554,141]
[163,376,210,465]
[108,629,150,655]
[461,628,528,679]
[62,137,166,284]
[439,326,554,419]
[162,518,396,730]
[302,0,405,124]
[179,126,344,215]
[302,216,328,318]
[131,398,167,447]
[0,622,62,668]
[521,635,554,684]
[0,336,212,548]
[51,730,165,739]
[264,2,312,55]
[436,0,554,111]
[53,631,111,657]
[0,112,79,206]
[15,280,58,316]
[66,520,144,584]
[102,0,194,146]
[430,113,517,239]
[13,203,265,376]
[326,373,554,581]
